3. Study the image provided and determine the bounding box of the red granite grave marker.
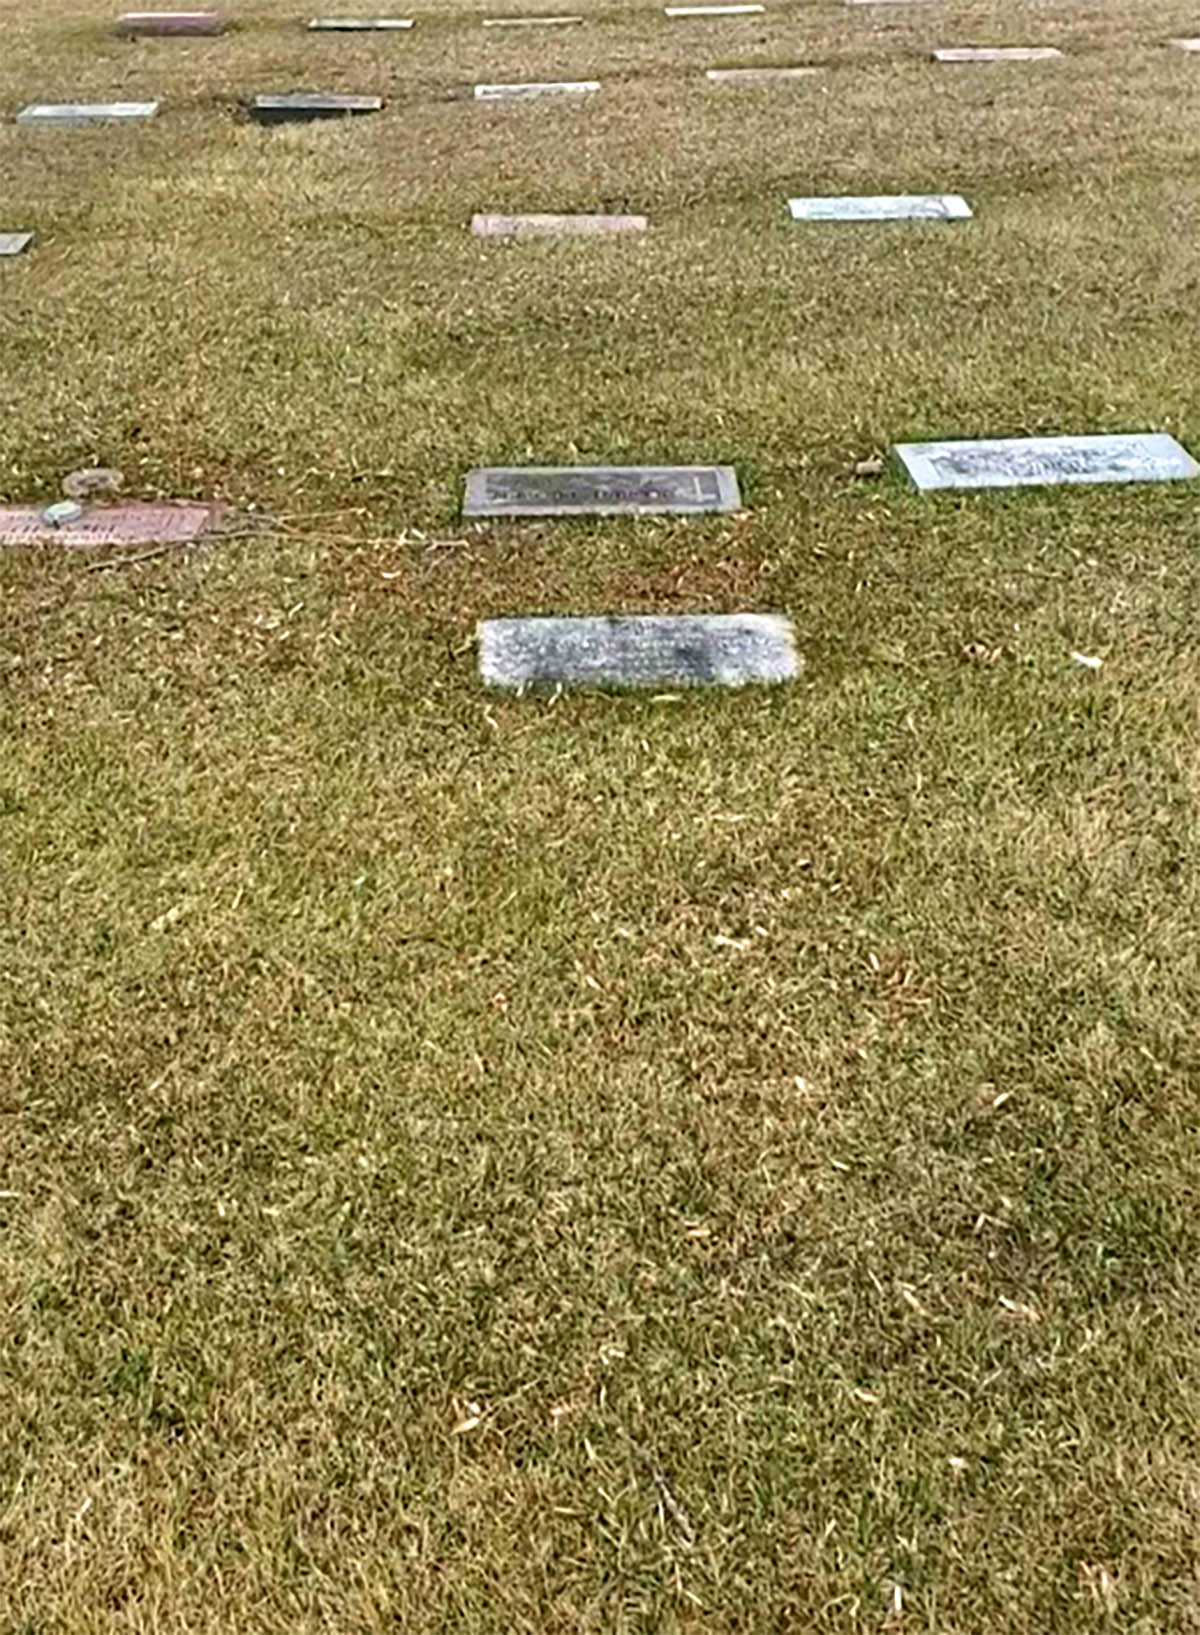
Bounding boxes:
[0,501,226,548]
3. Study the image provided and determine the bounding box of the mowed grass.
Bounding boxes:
[3,0,1200,1629]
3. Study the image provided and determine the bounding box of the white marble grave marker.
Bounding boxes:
[474,80,599,98]
[666,4,764,13]
[789,193,971,221]
[0,233,34,256]
[16,102,160,126]
[482,14,582,23]
[706,65,818,82]
[893,434,1200,492]
[1171,38,1200,52]
[472,213,647,237]
[479,614,797,690]
[307,17,414,29]
[464,465,740,516]
[933,47,1061,63]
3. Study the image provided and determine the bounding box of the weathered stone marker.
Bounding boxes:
[479,614,797,689]
[933,47,1061,63]
[892,434,1200,492]
[789,194,971,221]
[474,80,600,98]
[1171,38,1200,51]
[471,213,647,238]
[482,14,582,23]
[464,465,741,517]
[706,65,818,82]
[16,102,160,125]
[0,501,225,548]
[307,17,414,29]
[249,93,383,122]
[0,233,34,256]
[666,4,764,13]
[116,11,225,34]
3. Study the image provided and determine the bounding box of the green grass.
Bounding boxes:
[3,0,1200,1629]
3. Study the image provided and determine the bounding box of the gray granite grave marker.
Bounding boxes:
[16,102,160,126]
[249,93,383,122]
[464,465,740,516]
[706,65,818,82]
[666,4,764,13]
[0,233,34,257]
[472,212,647,238]
[789,193,971,221]
[892,434,1200,492]
[474,80,600,99]
[307,17,413,28]
[482,14,582,23]
[933,47,1061,63]
[0,501,225,548]
[479,614,797,689]
[116,11,225,34]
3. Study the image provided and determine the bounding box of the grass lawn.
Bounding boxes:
[3,0,1200,1628]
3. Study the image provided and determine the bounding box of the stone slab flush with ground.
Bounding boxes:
[463,465,741,516]
[788,194,971,221]
[471,213,647,237]
[892,433,1200,491]
[0,501,226,548]
[478,614,797,689]
[116,11,226,34]
[16,102,160,125]
[0,233,34,256]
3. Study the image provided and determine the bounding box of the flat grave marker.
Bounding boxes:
[464,465,741,517]
[933,47,1061,63]
[706,65,818,82]
[307,17,414,29]
[789,193,971,221]
[249,93,383,122]
[479,614,797,690]
[472,212,647,237]
[482,14,582,23]
[16,102,160,126]
[1171,38,1200,52]
[116,11,225,34]
[474,80,600,98]
[666,4,764,14]
[0,233,34,256]
[892,433,1200,492]
[0,501,225,549]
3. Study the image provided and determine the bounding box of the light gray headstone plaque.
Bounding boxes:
[893,434,1200,492]
[479,614,797,689]
[116,11,225,34]
[1171,38,1200,52]
[706,65,818,82]
[933,47,1061,63]
[0,233,34,256]
[482,14,582,23]
[307,17,413,28]
[464,465,741,516]
[788,194,971,221]
[667,4,764,13]
[16,102,160,126]
[0,501,224,548]
[474,80,600,99]
[471,212,647,238]
[250,93,383,122]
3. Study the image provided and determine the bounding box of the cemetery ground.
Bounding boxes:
[3,0,1200,1628]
